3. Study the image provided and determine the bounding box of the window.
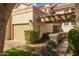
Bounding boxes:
[71,8,75,13]
[69,9,72,12]
[64,22,69,25]
[53,25,60,33]
[71,22,75,25]
[56,11,64,14]
[41,9,47,12]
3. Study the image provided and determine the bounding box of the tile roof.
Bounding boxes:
[53,3,75,10]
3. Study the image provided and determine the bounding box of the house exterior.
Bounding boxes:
[5,3,76,41]
[5,3,46,41]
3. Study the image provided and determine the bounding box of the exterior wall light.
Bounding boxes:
[29,20,32,30]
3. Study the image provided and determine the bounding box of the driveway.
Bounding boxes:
[4,40,26,51]
[4,40,46,52]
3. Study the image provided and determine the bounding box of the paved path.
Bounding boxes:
[4,40,26,51]
[4,40,46,52]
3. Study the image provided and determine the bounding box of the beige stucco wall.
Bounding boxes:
[5,16,12,40]
[12,8,33,24]
[40,23,53,37]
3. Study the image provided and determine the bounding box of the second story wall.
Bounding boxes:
[11,4,33,25]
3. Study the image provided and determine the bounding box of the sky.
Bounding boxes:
[32,3,63,6]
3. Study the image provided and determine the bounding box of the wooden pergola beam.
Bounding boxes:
[40,12,76,23]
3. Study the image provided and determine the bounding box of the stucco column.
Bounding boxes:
[5,16,14,40]
[75,3,79,28]
[11,21,14,40]
[5,16,11,40]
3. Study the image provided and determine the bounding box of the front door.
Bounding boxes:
[53,25,60,33]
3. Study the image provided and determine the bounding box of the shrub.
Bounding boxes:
[34,40,57,56]
[68,29,79,52]
[2,48,33,56]
[24,30,39,44]
[36,33,50,43]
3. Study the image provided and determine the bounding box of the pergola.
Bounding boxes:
[40,12,76,23]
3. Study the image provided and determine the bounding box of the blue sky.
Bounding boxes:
[32,3,63,6]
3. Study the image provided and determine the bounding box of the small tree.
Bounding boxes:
[68,29,79,55]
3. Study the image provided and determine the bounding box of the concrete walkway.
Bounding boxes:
[4,40,46,52]
[4,40,26,51]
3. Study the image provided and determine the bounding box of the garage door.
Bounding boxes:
[14,24,31,41]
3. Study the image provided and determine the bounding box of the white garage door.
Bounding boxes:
[14,24,31,41]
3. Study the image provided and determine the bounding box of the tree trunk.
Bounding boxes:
[0,19,6,53]
[0,3,15,53]
[0,4,7,53]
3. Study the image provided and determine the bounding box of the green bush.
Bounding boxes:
[24,30,39,44]
[68,29,79,52]
[2,48,33,56]
[36,33,49,43]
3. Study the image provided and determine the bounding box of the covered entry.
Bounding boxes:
[40,12,76,34]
